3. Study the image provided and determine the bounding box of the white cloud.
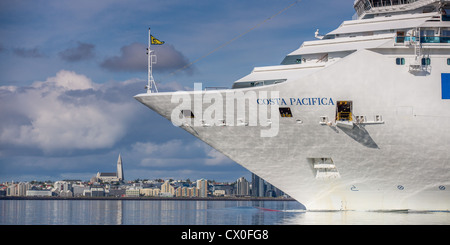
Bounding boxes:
[0,70,137,153]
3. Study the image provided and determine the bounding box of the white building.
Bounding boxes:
[26,190,52,197]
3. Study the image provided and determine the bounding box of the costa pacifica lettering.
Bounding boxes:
[256,97,335,106]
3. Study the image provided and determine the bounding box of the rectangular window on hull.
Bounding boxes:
[181,110,194,118]
[336,101,353,121]
[279,107,293,117]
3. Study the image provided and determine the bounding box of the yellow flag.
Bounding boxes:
[151,35,164,45]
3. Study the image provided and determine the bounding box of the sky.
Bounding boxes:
[0,0,355,183]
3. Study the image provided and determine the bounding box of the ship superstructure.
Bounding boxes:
[135,0,450,211]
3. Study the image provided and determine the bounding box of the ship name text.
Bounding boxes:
[257,97,335,106]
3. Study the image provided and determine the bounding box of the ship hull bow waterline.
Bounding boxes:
[136,0,450,211]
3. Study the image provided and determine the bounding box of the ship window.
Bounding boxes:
[442,30,450,43]
[443,13,450,21]
[281,55,302,65]
[396,31,405,43]
[279,107,293,117]
[447,58,450,65]
[336,101,352,121]
[422,58,431,66]
[181,110,194,118]
[396,58,405,65]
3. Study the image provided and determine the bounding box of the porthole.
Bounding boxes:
[396,58,405,65]
[421,57,431,65]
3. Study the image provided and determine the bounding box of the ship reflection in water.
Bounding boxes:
[1,199,449,225]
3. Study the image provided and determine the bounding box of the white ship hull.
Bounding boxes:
[136,1,450,211]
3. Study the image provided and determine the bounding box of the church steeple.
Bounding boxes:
[117,154,124,181]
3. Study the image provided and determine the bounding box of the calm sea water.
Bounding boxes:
[1,199,449,225]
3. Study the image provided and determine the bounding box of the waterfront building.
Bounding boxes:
[236,177,250,196]
[161,180,175,196]
[73,185,90,197]
[175,187,185,197]
[140,188,152,196]
[265,183,286,198]
[83,189,91,196]
[54,181,72,194]
[17,182,29,196]
[126,189,140,197]
[191,187,199,197]
[213,189,226,196]
[6,184,16,196]
[212,184,234,196]
[196,179,208,197]
[175,186,199,197]
[91,187,105,197]
[108,188,126,197]
[60,190,73,197]
[152,188,161,196]
[140,188,160,197]
[26,190,52,197]
[251,174,265,197]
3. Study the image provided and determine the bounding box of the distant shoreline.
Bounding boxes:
[0,196,296,201]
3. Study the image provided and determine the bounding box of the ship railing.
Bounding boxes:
[371,0,419,8]
[204,87,229,91]
[396,36,450,44]
[355,0,419,14]
[354,0,437,19]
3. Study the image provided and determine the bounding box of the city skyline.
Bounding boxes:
[0,0,355,182]
[1,171,286,199]
[1,151,279,197]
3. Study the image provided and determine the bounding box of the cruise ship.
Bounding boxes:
[135,0,450,211]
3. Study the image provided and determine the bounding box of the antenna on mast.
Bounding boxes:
[146,28,159,93]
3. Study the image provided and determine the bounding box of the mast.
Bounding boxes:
[147,28,158,93]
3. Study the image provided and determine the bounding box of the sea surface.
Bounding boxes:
[1,199,449,225]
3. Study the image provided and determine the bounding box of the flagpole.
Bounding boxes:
[147,28,152,93]
[147,28,158,93]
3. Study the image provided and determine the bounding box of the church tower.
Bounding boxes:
[117,154,124,182]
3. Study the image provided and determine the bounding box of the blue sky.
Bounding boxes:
[0,0,355,183]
